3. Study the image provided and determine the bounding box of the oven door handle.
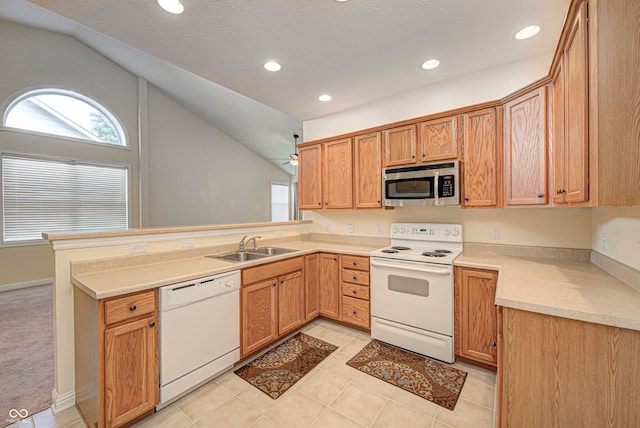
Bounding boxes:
[370,259,451,275]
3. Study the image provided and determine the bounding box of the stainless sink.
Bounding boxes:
[211,251,268,263]
[247,247,299,256]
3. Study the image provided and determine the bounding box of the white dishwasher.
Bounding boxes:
[158,270,240,408]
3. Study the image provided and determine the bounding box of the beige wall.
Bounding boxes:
[304,207,593,249]
[591,207,640,271]
[0,244,53,286]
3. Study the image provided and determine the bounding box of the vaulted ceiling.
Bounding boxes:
[0,0,571,175]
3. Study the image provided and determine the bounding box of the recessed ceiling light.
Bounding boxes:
[264,61,282,72]
[334,0,351,2]
[319,94,332,102]
[421,59,440,70]
[157,0,184,14]
[515,25,541,40]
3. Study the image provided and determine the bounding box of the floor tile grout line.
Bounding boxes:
[365,395,391,428]
[172,402,198,426]
[458,396,496,412]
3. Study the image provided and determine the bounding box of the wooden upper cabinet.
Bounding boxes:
[504,86,549,206]
[462,108,501,208]
[323,138,353,209]
[553,1,589,204]
[353,132,382,208]
[384,125,417,167]
[418,116,459,162]
[298,144,323,210]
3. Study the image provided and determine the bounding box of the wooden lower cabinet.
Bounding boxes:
[241,279,278,356]
[499,308,640,427]
[241,257,304,357]
[454,267,498,368]
[74,288,158,428]
[319,253,340,319]
[304,254,320,320]
[340,255,370,329]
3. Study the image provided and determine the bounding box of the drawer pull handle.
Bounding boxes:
[130,305,137,311]
[149,322,155,328]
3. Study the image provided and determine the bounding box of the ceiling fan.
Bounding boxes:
[283,134,300,166]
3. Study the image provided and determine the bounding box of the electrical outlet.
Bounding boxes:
[129,242,147,254]
[348,224,354,234]
[276,231,283,238]
[601,232,607,251]
[376,224,384,235]
[491,227,501,240]
[324,223,331,232]
[181,239,195,248]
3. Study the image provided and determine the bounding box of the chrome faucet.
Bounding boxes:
[239,235,262,251]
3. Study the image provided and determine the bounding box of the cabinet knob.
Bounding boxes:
[149,322,155,328]
[422,153,426,157]
[325,202,328,205]
[492,341,497,347]
[317,202,321,206]
[280,279,284,284]
[464,196,469,201]
[352,261,357,266]
[377,200,381,203]
[272,282,276,287]
[352,290,357,294]
[353,275,357,280]
[411,155,415,159]
[333,257,337,261]
[353,310,357,315]
[129,305,137,312]
[537,193,544,198]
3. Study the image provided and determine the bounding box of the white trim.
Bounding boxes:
[0,278,52,293]
[50,223,312,250]
[51,388,76,414]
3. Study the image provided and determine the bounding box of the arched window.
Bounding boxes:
[3,89,126,146]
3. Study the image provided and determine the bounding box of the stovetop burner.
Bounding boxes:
[381,249,399,254]
[422,252,447,258]
[434,249,451,254]
[391,246,411,251]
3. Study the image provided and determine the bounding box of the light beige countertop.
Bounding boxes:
[455,251,640,331]
[72,240,379,299]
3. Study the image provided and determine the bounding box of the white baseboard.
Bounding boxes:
[0,278,52,293]
[51,388,75,414]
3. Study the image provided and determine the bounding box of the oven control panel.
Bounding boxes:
[390,223,462,242]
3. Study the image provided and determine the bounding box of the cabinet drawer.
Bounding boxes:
[341,255,369,271]
[342,296,370,328]
[342,283,370,301]
[104,290,156,326]
[342,269,369,286]
[242,256,304,285]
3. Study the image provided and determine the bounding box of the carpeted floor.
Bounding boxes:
[347,340,467,410]
[0,285,54,427]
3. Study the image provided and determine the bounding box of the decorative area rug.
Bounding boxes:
[346,340,467,410]
[235,333,338,399]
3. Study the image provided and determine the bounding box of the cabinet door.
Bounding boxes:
[552,61,567,204]
[323,138,353,209]
[278,270,305,336]
[353,132,382,208]
[318,253,340,319]
[384,125,417,166]
[304,254,320,320]
[241,279,277,356]
[462,108,500,207]
[298,144,323,210]
[419,116,458,162]
[504,86,548,205]
[104,316,158,428]
[454,267,498,366]
[563,2,589,203]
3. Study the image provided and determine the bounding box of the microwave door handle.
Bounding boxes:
[370,259,451,275]
[434,172,440,206]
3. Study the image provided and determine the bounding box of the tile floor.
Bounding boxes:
[9,319,497,428]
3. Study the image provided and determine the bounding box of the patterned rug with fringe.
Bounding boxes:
[346,340,467,410]
[234,333,337,399]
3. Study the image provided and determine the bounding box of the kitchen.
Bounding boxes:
[1,0,639,427]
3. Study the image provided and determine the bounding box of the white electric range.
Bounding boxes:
[370,222,463,363]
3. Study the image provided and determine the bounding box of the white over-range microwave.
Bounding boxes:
[382,160,460,207]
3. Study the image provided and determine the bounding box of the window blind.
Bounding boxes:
[2,154,128,242]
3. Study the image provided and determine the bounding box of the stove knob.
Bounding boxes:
[444,229,451,236]
[392,227,398,234]
[430,229,434,235]
[400,228,406,233]
[452,229,460,237]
